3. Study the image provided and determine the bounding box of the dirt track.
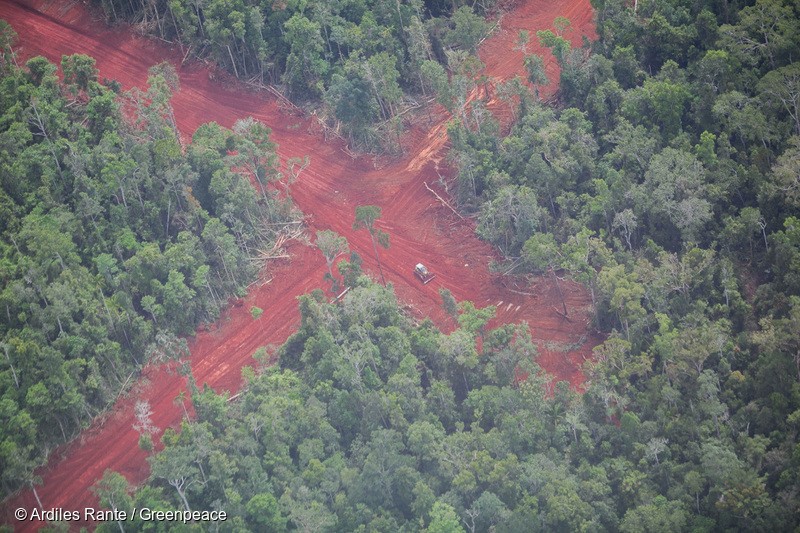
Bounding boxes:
[0,0,598,529]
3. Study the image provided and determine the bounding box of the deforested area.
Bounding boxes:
[94,0,501,152]
[0,42,301,498]
[2,0,800,530]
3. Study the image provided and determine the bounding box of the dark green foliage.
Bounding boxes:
[436,0,800,529]
[116,281,573,531]
[0,53,299,496]
[120,265,793,530]
[115,252,792,532]
[21,0,800,528]
[96,0,495,152]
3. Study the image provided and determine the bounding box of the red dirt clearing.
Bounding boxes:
[1,0,599,529]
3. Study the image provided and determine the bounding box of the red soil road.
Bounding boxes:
[1,0,599,529]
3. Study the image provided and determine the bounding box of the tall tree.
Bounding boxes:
[92,470,132,533]
[316,230,349,282]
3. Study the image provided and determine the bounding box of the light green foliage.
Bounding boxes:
[0,53,299,496]
[92,470,133,528]
[9,0,800,528]
[477,185,543,256]
[363,51,403,120]
[634,148,712,244]
[445,7,490,53]
[768,136,800,207]
[758,63,800,136]
[353,205,390,284]
[585,334,651,394]
[713,91,773,150]
[537,29,571,65]
[420,60,451,109]
[438,0,800,529]
[427,501,465,533]
[597,264,646,339]
[231,117,281,203]
[315,229,349,287]
[456,301,496,339]
[640,76,692,139]
[620,496,687,532]
[522,233,559,273]
[127,280,571,531]
[138,434,153,452]
[148,443,201,512]
[126,241,788,532]
[524,54,549,98]
[96,0,501,153]
[0,19,17,68]
[246,492,287,532]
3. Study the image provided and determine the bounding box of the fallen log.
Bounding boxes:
[181,45,192,66]
[553,306,572,322]
[424,181,464,220]
[507,288,537,296]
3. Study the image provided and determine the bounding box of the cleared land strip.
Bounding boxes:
[0,0,598,529]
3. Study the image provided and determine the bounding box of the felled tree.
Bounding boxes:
[353,205,389,285]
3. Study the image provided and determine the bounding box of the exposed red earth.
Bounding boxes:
[1,0,599,529]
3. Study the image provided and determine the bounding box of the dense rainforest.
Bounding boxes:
[90,0,800,531]
[0,29,301,498]
[94,0,495,151]
[0,0,798,529]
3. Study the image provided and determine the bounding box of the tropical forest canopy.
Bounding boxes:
[103,0,800,530]
[2,0,800,530]
[95,0,495,150]
[0,27,300,497]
